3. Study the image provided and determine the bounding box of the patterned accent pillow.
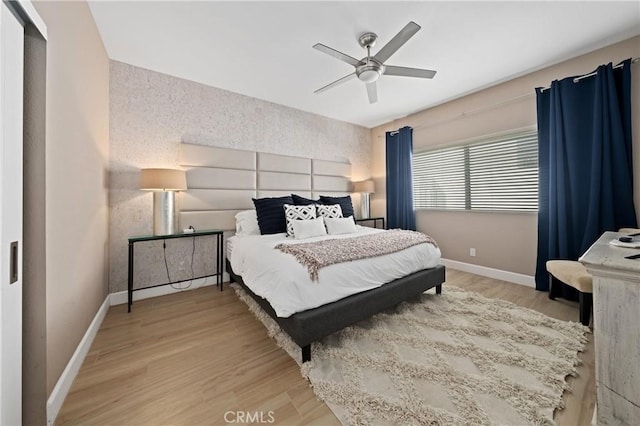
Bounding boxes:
[284,204,317,238]
[319,195,355,220]
[316,204,343,219]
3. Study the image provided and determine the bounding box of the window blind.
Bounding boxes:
[412,130,538,212]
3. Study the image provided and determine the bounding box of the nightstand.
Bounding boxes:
[127,229,223,312]
[355,217,385,229]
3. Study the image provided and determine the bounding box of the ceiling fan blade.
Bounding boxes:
[374,21,421,63]
[384,65,436,79]
[314,72,356,94]
[313,43,361,67]
[366,82,378,104]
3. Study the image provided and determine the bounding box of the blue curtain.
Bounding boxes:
[386,126,416,230]
[535,59,637,296]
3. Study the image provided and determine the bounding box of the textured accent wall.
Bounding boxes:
[109,61,370,293]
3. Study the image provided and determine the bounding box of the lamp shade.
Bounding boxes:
[140,168,187,191]
[353,179,375,194]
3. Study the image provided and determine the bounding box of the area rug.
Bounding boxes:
[231,284,590,426]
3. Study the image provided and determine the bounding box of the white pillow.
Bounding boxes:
[292,216,327,239]
[235,210,260,236]
[324,216,357,235]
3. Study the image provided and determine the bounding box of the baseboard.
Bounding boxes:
[441,258,535,288]
[46,294,110,425]
[109,276,222,306]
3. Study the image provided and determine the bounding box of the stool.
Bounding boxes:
[619,227,640,234]
[546,260,593,326]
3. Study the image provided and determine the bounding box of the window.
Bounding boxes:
[412,130,538,212]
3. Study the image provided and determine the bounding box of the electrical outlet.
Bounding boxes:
[470,248,476,257]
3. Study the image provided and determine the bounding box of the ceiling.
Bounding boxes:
[88,1,640,128]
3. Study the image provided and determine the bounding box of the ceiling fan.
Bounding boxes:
[313,21,436,104]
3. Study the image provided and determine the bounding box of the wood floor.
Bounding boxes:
[56,269,595,425]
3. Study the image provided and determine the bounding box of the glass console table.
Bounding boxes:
[127,229,223,312]
[355,217,385,229]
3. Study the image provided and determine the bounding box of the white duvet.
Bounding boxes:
[228,226,441,317]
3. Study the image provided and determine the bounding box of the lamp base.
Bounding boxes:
[153,191,177,235]
[361,193,371,219]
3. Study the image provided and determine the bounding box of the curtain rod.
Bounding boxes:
[539,57,639,92]
[380,57,638,137]
[379,92,534,137]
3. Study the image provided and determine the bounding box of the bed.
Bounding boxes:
[226,226,445,362]
[176,142,446,362]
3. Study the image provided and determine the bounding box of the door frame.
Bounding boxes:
[0,0,46,424]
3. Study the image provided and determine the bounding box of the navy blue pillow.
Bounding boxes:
[252,196,293,235]
[319,195,355,219]
[291,194,319,206]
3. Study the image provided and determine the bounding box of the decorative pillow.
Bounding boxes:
[292,216,327,239]
[316,204,343,219]
[252,196,293,235]
[324,216,358,235]
[284,204,316,238]
[291,194,319,206]
[234,210,260,236]
[319,195,355,220]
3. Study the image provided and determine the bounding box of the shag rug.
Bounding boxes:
[231,284,590,426]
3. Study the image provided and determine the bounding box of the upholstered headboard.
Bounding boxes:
[178,143,352,231]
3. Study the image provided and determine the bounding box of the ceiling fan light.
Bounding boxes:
[358,69,381,83]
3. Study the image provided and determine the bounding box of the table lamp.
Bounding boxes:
[353,179,375,219]
[140,168,187,235]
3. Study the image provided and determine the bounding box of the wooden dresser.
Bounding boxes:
[580,231,640,425]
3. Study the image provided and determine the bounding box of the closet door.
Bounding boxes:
[0,2,24,424]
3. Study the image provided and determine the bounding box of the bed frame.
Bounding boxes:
[226,259,445,363]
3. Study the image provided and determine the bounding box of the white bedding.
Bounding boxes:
[226,236,235,259]
[228,226,441,317]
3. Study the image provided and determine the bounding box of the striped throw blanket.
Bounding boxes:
[275,229,438,281]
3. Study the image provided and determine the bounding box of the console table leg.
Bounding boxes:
[127,242,134,312]
[219,234,223,292]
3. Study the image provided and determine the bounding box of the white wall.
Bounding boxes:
[32,0,110,395]
[371,36,640,276]
[108,61,371,292]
